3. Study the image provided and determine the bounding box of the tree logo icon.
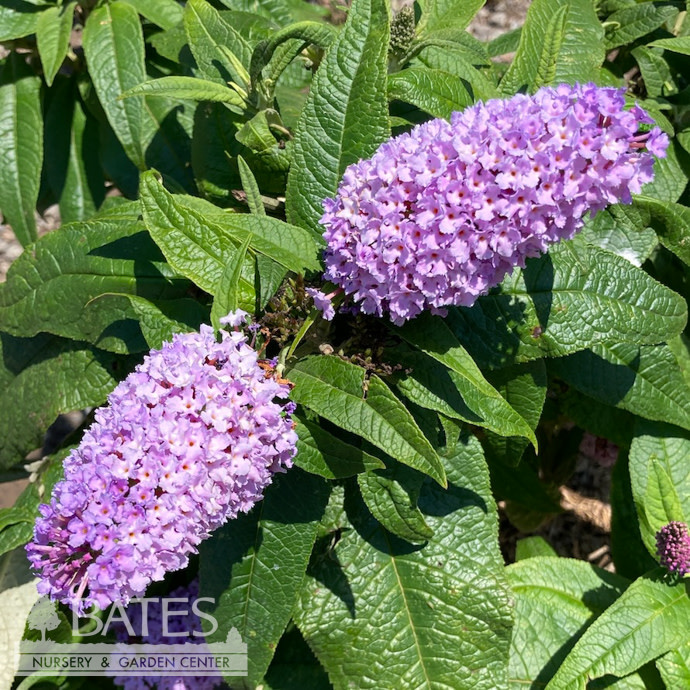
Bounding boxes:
[27,596,60,642]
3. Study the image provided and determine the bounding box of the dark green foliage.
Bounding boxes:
[1,0,690,688]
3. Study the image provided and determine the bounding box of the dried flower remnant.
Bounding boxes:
[579,432,619,468]
[320,83,668,324]
[656,521,690,576]
[26,312,297,613]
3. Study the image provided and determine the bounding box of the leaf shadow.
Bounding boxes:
[2,0,43,16]
[418,478,488,519]
[525,250,554,335]
[552,346,640,408]
[44,82,106,217]
[447,252,556,369]
[306,530,356,618]
[144,105,195,194]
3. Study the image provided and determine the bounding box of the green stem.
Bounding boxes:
[279,309,318,375]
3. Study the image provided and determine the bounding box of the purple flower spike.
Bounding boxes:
[26,314,298,613]
[656,521,690,576]
[320,83,668,324]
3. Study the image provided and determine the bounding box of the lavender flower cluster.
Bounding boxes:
[656,521,690,577]
[111,579,222,690]
[26,313,297,613]
[320,83,668,324]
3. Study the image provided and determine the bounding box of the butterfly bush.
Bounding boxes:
[656,521,690,576]
[111,579,222,690]
[26,312,298,613]
[320,83,668,324]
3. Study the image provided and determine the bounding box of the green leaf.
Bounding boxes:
[235,110,278,152]
[83,1,148,169]
[532,4,568,90]
[632,46,678,99]
[295,434,513,690]
[560,388,635,448]
[610,449,658,580]
[0,333,127,470]
[507,557,629,688]
[45,83,105,224]
[288,355,447,487]
[36,3,76,87]
[605,3,679,50]
[514,536,557,560]
[0,213,189,353]
[149,23,189,63]
[634,196,690,266]
[199,468,330,688]
[191,99,290,204]
[0,53,43,247]
[657,642,690,688]
[549,343,690,432]
[393,347,540,451]
[387,67,473,119]
[392,351,494,425]
[582,204,657,267]
[639,141,688,203]
[488,27,522,58]
[211,233,253,329]
[358,466,434,544]
[294,415,385,479]
[628,421,690,555]
[487,447,562,515]
[139,173,320,292]
[140,173,255,296]
[213,10,277,45]
[237,156,266,216]
[139,91,198,195]
[407,29,492,68]
[184,0,252,87]
[0,1,42,42]
[412,46,499,101]
[649,36,690,55]
[219,0,328,26]
[123,0,184,30]
[121,76,248,112]
[286,0,390,236]
[92,294,208,350]
[667,334,690,389]
[249,20,336,86]
[396,314,538,447]
[500,0,604,94]
[447,240,688,369]
[418,0,485,34]
[483,360,547,467]
[191,102,239,203]
[545,571,690,689]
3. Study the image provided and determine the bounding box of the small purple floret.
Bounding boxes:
[320,83,668,324]
[306,288,336,321]
[656,521,690,576]
[26,315,297,613]
[219,309,249,327]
